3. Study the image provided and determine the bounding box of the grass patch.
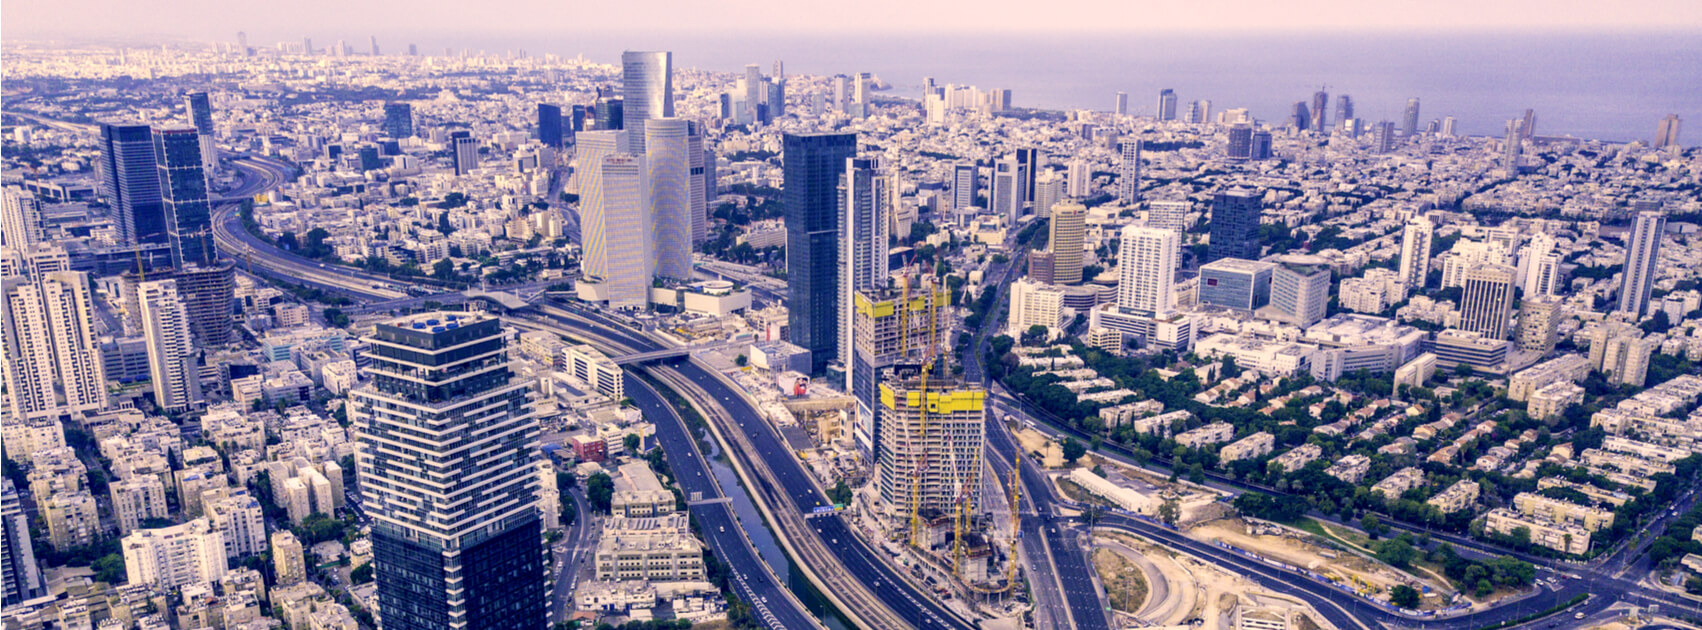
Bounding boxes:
[1092,548,1149,613]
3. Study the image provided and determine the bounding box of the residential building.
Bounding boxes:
[1371,467,1426,500]
[2,479,47,606]
[1527,382,1585,420]
[1617,204,1666,318]
[839,156,891,368]
[849,283,948,458]
[1175,422,1235,448]
[1485,508,1590,554]
[2,270,110,420]
[1340,268,1406,314]
[1518,295,1563,354]
[1325,455,1372,484]
[1220,432,1275,463]
[1508,355,1590,401]
[1118,140,1141,204]
[121,519,227,589]
[1117,225,1179,317]
[1427,480,1480,513]
[139,279,202,412]
[350,313,545,630]
[111,475,169,534]
[1007,277,1068,339]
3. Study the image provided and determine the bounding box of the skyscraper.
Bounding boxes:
[99,122,165,246]
[1311,89,1329,131]
[1398,216,1435,291]
[1118,140,1141,204]
[786,133,858,375]
[1461,263,1516,339]
[744,64,764,123]
[154,127,214,268]
[950,162,977,210]
[594,96,624,131]
[1,271,108,422]
[1374,121,1397,153]
[1250,130,1273,159]
[351,313,544,630]
[452,135,478,176]
[1208,189,1262,262]
[1049,202,1086,285]
[1335,95,1354,129]
[1520,109,1537,140]
[184,91,215,168]
[1441,116,1458,138]
[1227,124,1253,160]
[839,157,891,369]
[1518,295,1563,354]
[992,158,1024,224]
[647,118,691,281]
[1618,203,1667,318]
[1290,102,1311,131]
[1188,100,1212,125]
[1656,114,1682,149]
[2,187,44,249]
[382,102,413,138]
[537,103,563,149]
[585,148,650,310]
[1402,98,1421,138]
[1503,119,1523,167]
[138,279,201,413]
[1114,92,1128,116]
[687,122,709,244]
[1156,89,1177,121]
[369,35,380,56]
[620,51,673,154]
[1066,159,1090,198]
[3,478,48,606]
[1117,225,1179,317]
[1014,148,1041,202]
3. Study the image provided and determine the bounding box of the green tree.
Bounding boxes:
[1390,584,1420,608]
[433,258,456,281]
[351,562,374,584]
[735,354,748,367]
[1361,514,1386,539]
[624,434,641,454]
[586,473,614,513]
[1157,498,1180,526]
[93,553,126,584]
[1060,437,1086,465]
[828,479,852,506]
[1373,538,1417,568]
[323,307,350,328]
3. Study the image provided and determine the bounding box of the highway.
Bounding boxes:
[624,373,825,630]
[527,302,980,630]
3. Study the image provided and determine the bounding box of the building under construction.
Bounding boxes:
[850,280,949,459]
[876,365,985,523]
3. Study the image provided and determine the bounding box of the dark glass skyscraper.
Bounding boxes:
[594,97,624,131]
[352,313,544,630]
[99,122,166,246]
[1209,189,1263,262]
[1014,148,1040,202]
[185,92,214,135]
[536,103,563,149]
[383,102,414,138]
[784,132,858,375]
[154,127,214,268]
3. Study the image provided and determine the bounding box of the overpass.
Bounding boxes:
[610,339,744,365]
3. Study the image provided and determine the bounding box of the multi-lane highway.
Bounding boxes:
[527,302,981,630]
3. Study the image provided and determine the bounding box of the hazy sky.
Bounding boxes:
[5,0,1701,42]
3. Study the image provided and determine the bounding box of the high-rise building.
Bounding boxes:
[1208,189,1261,262]
[1066,159,1091,198]
[3,271,110,421]
[1118,140,1141,204]
[1049,202,1086,284]
[1503,119,1524,167]
[1518,295,1563,354]
[1,187,43,249]
[1156,89,1177,121]
[647,118,691,281]
[1460,263,1516,339]
[1290,102,1311,131]
[100,122,166,246]
[368,35,380,56]
[183,92,216,174]
[537,103,563,149]
[271,530,306,586]
[1250,130,1273,159]
[594,96,624,130]
[577,131,624,281]
[1311,89,1329,131]
[121,519,226,589]
[1335,95,1354,129]
[1656,114,1682,149]
[351,313,544,630]
[1145,200,1189,234]
[1520,109,1537,140]
[1007,277,1067,338]
[848,282,947,458]
[875,365,985,514]
[2,479,48,606]
[992,158,1024,225]
[585,152,649,310]
[1267,264,1331,327]
[1617,203,1667,318]
[138,279,201,413]
[1402,98,1421,138]
[111,476,169,534]
[950,162,977,210]
[1013,148,1041,203]
[1227,124,1253,160]
[687,122,709,244]
[1114,91,1128,115]
[621,51,673,154]
[1117,225,1179,317]
[1441,116,1458,137]
[382,102,413,138]
[452,135,479,176]
[1398,216,1435,291]
[785,133,858,374]
[153,127,214,268]
[1188,100,1213,125]
[1374,121,1397,153]
[839,157,891,369]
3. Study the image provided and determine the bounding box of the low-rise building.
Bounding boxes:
[1527,381,1585,421]
[1507,354,1590,401]
[1426,479,1480,513]
[1484,508,1590,555]
[1325,454,1371,484]
[1219,432,1275,463]
[1175,422,1235,449]
[1371,467,1426,500]
[1270,444,1322,473]
[564,344,625,400]
[612,461,675,518]
[1512,492,1616,531]
[593,514,704,582]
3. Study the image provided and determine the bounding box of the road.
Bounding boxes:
[526,302,979,630]
[549,488,591,623]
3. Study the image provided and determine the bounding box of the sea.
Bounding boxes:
[420,30,1699,143]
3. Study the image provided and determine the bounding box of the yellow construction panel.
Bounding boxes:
[856,293,896,318]
[881,386,986,413]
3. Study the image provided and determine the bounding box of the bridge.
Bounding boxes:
[611,339,745,365]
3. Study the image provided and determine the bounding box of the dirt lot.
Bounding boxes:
[1190,516,1451,608]
[1092,547,1150,613]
